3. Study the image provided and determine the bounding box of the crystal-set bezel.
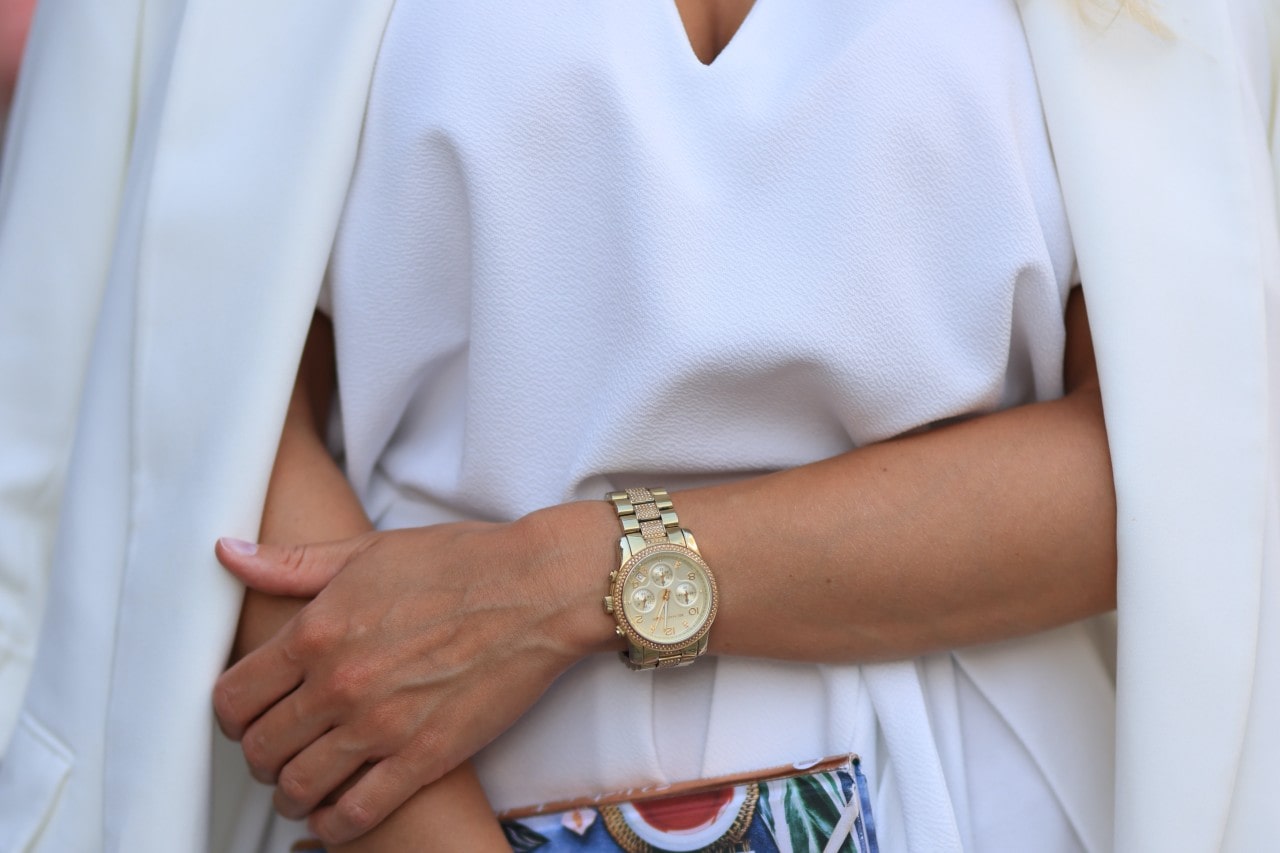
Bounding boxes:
[611,542,718,651]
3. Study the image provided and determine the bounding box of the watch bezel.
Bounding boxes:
[612,542,718,652]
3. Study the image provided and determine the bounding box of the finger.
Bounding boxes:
[318,765,369,807]
[214,640,303,741]
[274,730,373,821]
[215,535,370,597]
[307,753,431,846]
[240,683,332,785]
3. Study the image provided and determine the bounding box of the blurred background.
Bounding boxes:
[1,0,37,127]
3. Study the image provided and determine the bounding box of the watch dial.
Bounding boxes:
[631,587,656,614]
[618,548,715,646]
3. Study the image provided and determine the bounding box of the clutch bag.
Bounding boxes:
[497,754,879,853]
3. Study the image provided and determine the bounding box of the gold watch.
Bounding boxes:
[603,487,718,670]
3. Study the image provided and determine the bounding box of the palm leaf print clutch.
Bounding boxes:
[497,754,879,853]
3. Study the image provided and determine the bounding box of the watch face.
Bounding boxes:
[614,544,717,649]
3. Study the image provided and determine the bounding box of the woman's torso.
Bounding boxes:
[318,0,1094,845]
[325,0,1074,523]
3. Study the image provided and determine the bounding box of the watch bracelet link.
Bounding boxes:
[607,486,705,670]
[607,487,691,557]
[623,633,710,670]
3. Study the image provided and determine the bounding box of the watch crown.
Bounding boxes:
[603,595,614,613]
[608,571,617,584]
[615,625,626,637]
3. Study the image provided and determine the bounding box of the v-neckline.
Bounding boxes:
[667,0,763,69]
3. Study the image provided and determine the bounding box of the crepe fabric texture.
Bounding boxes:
[280,1,1117,851]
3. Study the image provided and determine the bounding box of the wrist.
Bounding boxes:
[517,500,625,660]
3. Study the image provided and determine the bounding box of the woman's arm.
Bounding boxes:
[231,314,508,852]
[216,289,1113,845]
[669,286,1113,661]
[231,314,361,660]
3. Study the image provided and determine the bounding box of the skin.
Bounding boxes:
[673,0,757,64]
[232,315,509,851]
[215,285,1114,847]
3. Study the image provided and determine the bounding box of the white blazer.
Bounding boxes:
[0,0,1275,850]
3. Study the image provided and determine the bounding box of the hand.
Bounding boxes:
[212,508,614,846]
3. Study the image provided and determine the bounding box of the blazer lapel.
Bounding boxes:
[1013,1,1274,848]
[101,1,395,848]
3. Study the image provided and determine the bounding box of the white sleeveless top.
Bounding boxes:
[317,1,1112,850]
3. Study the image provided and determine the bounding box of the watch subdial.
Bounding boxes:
[673,581,698,607]
[649,562,674,588]
[630,587,657,614]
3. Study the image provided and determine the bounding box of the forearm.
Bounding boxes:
[246,431,506,851]
[230,316,508,852]
[217,386,1112,848]
[214,296,1115,846]
[546,378,1114,663]
[232,311,362,660]
[698,382,1113,659]
[329,769,508,853]
[232,401,370,660]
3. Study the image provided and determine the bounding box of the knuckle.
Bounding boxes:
[331,728,371,759]
[276,771,313,815]
[281,544,309,573]
[383,751,432,795]
[243,742,268,773]
[337,797,376,834]
[212,684,242,734]
[241,733,277,781]
[240,730,265,764]
[288,613,338,660]
[327,661,373,706]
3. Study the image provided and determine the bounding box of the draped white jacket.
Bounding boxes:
[0,0,1276,850]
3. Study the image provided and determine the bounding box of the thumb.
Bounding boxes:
[215,536,368,596]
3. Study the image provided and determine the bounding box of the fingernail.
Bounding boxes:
[220,537,259,556]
